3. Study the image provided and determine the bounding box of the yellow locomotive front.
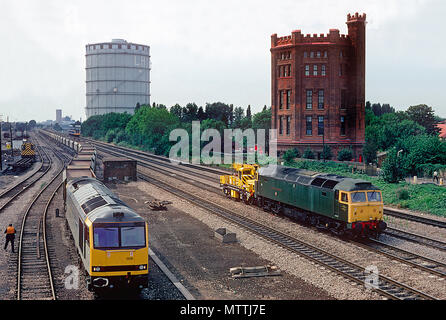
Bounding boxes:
[337,184,387,237]
[87,216,148,290]
[21,140,36,159]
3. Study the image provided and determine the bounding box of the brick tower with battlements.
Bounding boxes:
[270,13,366,161]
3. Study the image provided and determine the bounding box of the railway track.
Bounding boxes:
[85,138,446,230]
[93,143,446,269]
[384,208,446,229]
[355,239,446,278]
[0,145,49,211]
[82,137,226,178]
[52,136,446,298]
[137,172,436,300]
[16,144,66,300]
[384,227,446,252]
[94,150,219,194]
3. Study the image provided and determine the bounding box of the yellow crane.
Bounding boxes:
[220,163,259,203]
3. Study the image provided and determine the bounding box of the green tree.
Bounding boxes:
[181,103,200,122]
[81,115,103,136]
[126,106,179,154]
[170,104,183,120]
[232,107,244,128]
[246,105,252,120]
[406,104,440,135]
[205,102,233,126]
[365,113,425,152]
[382,148,406,183]
[395,134,446,176]
[197,106,206,121]
[240,117,252,130]
[362,142,378,164]
[252,107,272,153]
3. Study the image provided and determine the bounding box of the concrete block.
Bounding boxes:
[215,228,237,244]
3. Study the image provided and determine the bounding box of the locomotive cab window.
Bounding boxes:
[93,223,146,249]
[351,192,367,203]
[94,227,119,248]
[121,226,145,247]
[340,192,348,202]
[367,191,382,202]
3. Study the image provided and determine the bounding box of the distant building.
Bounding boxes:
[436,121,446,140]
[85,39,151,119]
[56,109,62,124]
[271,13,367,161]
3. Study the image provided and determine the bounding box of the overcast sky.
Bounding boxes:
[0,0,444,122]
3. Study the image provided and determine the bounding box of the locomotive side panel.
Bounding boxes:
[65,192,90,272]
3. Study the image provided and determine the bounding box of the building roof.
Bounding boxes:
[259,165,379,192]
[67,177,143,223]
[436,122,446,139]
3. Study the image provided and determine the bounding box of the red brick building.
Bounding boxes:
[271,13,367,161]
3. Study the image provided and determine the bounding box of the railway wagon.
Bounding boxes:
[70,155,95,169]
[64,174,148,291]
[78,150,96,171]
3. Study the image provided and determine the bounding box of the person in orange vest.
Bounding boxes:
[4,224,16,253]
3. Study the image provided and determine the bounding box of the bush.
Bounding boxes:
[105,129,117,143]
[337,148,353,161]
[92,130,104,140]
[282,149,299,165]
[321,145,332,160]
[114,130,129,144]
[396,188,410,200]
[303,148,314,159]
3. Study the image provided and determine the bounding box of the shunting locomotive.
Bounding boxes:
[220,164,387,238]
[20,140,36,159]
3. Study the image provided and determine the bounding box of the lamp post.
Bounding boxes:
[322,125,325,162]
[8,117,13,157]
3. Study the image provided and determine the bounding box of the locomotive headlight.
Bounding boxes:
[93,267,101,272]
[138,265,147,270]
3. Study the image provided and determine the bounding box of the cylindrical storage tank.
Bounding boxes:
[85,39,150,118]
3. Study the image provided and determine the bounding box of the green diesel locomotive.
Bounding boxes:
[221,164,387,238]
